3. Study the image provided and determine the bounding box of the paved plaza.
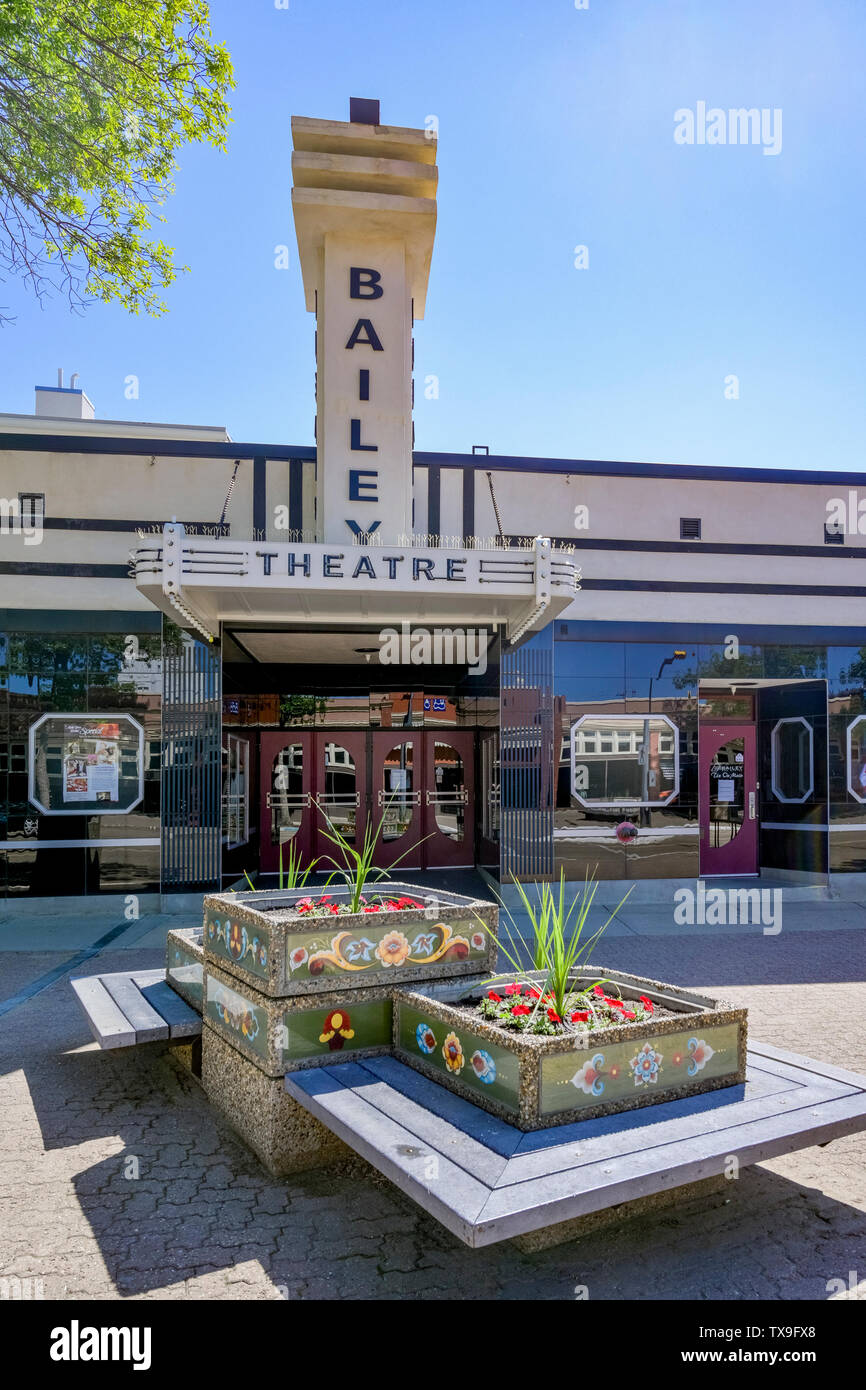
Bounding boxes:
[1,897,865,1301]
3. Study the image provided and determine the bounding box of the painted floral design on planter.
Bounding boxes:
[630,1041,663,1086]
[213,988,260,1044]
[442,1031,464,1074]
[289,946,309,973]
[471,931,486,951]
[318,1009,355,1052]
[687,1037,716,1074]
[375,931,411,968]
[570,1052,608,1096]
[208,917,268,972]
[305,923,473,976]
[470,1049,497,1085]
[416,1022,437,1055]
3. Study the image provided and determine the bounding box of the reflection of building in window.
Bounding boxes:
[570,714,680,807]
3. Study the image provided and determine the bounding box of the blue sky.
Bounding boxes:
[2,0,865,471]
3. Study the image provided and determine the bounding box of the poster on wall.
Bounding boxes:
[62,722,121,805]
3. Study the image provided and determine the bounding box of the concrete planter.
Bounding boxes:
[204,960,396,1077]
[202,882,497,998]
[393,969,748,1131]
[165,926,204,1013]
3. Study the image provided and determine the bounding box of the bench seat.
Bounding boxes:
[71,969,201,1050]
[285,1044,866,1247]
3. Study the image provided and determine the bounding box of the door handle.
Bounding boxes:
[748,792,756,820]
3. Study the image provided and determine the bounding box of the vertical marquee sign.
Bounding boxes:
[291,103,438,545]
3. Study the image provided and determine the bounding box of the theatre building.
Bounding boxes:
[2,101,866,905]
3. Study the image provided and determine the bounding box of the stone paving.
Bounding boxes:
[1,908,865,1301]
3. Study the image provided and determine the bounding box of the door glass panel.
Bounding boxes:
[223,734,249,847]
[270,743,304,846]
[322,742,357,843]
[433,742,465,843]
[481,734,500,844]
[708,738,745,847]
[381,742,413,841]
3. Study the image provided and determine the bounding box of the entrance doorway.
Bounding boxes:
[259,730,476,875]
[698,719,758,877]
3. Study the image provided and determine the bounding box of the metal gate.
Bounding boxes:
[501,632,554,878]
[161,632,222,890]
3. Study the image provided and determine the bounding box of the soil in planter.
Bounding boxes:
[457,984,680,1038]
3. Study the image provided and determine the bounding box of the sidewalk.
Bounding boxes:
[0,900,864,1300]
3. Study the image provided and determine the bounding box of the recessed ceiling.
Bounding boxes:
[226,629,492,666]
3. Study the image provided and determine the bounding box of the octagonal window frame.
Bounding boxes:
[28,711,145,817]
[569,712,680,809]
[770,716,814,805]
[846,715,866,804]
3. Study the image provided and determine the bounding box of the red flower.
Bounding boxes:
[593,985,605,997]
[329,904,340,914]
[547,1008,562,1023]
[571,1010,590,1023]
[362,905,381,913]
[639,995,654,1013]
[525,986,542,999]
[606,997,624,1009]
[503,983,522,996]
[622,1010,636,1021]
[511,1004,530,1016]
[488,991,502,1003]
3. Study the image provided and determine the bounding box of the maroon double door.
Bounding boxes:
[259,729,476,875]
[698,721,758,876]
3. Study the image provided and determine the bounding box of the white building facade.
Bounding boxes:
[1,101,865,903]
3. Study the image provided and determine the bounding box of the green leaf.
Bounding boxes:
[0,0,235,319]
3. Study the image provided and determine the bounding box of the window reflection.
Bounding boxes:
[570,715,679,807]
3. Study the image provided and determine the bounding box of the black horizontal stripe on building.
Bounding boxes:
[580,578,866,596]
[3,431,866,487]
[0,561,131,578]
[0,609,161,631]
[517,535,866,560]
[39,517,229,535]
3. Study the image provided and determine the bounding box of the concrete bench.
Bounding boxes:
[285,1043,866,1248]
[71,969,201,1050]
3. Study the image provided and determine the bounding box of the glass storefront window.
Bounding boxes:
[698,693,755,720]
[570,714,680,807]
[28,713,144,816]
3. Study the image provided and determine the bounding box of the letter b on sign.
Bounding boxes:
[350,268,383,300]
